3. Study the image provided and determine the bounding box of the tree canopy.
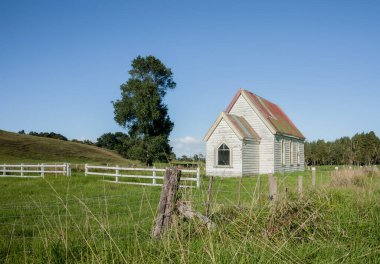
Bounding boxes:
[113,55,176,165]
[305,131,380,166]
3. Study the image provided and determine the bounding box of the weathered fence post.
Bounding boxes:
[152,166,157,185]
[55,163,57,177]
[85,164,88,176]
[237,176,243,207]
[152,167,181,238]
[298,176,303,195]
[196,167,200,189]
[115,165,120,183]
[206,175,214,217]
[41,164,45,178]
[269,174,277,201]
[67,163,71,176]
[21,163,24,177]
[2,164,5,176]
[312,167,316,186]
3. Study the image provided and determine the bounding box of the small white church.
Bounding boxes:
[204,89,305,176]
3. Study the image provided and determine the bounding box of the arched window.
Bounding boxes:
[218,143,230,166]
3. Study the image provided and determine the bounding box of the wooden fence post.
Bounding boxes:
[152,166,157,185]
[67,163,71,176]
[115,165,119,183]
[41,164,44,178]
[63,163,67,176]
[21,163,24,177]
[298,176,303,195]
[2,164,5,176]
[65,163,68,176]
[152,167,181,238]
[237,176,243,207]
[85,164,88,176]
[196,167,200,189]
[269,174,277,201]
[206,175,214,217]
[312,167,316,186]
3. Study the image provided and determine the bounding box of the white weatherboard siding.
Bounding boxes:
[229,95,275,174]
[299,143,305,171]
[274,135,305,172]
[242,140,260,175]
[205,119,243,177]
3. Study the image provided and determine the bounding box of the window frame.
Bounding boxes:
[216,142,232,167]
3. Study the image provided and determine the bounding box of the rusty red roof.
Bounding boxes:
[226,89,305,139]
[203,112,261,141]
[223,113,261,140]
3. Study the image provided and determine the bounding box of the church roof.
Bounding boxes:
[204,112,260,141]
[226,89,305,139]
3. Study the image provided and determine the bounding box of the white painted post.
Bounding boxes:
[196,167,200,188]
[312,167,316,186]
[68,163,71,176]
[55,163,57,177]
[298,176,303,195]
[41,164,45,178]
[21,163,24,177]
[63,163,67,176]
[2,164,5,176]
[115,165,119,182]
[85,164,88,176]
[152,166,156,185]
[269,174,277,201]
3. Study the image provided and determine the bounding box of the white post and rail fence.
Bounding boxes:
[1,163,71,178]
[84,164,201,188]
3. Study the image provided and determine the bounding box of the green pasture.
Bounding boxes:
[0,167,379,263]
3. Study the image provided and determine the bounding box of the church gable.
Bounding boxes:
[204,112,260,142]
[226,89,305,139]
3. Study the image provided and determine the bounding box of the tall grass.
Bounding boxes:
[0,167,379,263]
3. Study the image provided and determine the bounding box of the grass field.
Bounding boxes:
[0,130,137,165]
[0,167,379,263]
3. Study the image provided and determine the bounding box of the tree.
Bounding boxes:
[113,55,176,165]
[304,132,380,166]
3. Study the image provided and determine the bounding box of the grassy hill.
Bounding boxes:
[0,130,137,165]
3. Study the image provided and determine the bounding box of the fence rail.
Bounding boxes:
[85,164,201,188]
[1,163,71,178]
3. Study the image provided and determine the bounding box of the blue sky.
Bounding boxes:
[1,0,379,156]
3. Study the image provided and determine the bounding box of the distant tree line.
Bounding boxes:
[305,131,380,166]
[19,130,68,141]
[177,154,205,162]
[18,130,96,145]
